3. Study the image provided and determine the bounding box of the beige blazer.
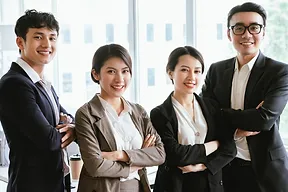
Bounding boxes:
[75,95,165,192]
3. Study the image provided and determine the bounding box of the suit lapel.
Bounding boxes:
[90,95,117,151]
[35,82,57,121]
[194,94,214,141]
[244,52,265,108]
[222,59,235,108]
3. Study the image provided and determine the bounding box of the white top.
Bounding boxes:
[98,95,142,181]
[231,51,259,161]
[172,95,207,146]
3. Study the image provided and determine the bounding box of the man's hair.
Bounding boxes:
[227,2,267,28]
[15,9,59,40]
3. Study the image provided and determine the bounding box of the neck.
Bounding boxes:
[236,52,258,69]
[21,57,44,78]
[100,94,123,115]
[173,91,194,107]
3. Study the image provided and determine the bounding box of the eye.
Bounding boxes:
[122,69,130,74]
[50,36,57,41]
[195,70,202,74]
[34,36,42,40]
[234,25,244,31]
[107,70,116,74]
[181,68,189,72]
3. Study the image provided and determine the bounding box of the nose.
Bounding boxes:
[242,28,252,38]
[41,37,51,48]
[115,72,124,82]
[188,71,195,80]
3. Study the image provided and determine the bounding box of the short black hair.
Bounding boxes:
[15,9,59,41]
[166,46,204,83]
[227,2,267,28]
[91,44,132,84]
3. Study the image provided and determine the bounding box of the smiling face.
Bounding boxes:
[92,57,131,101]
[169,55,203,96]
[228,12,265,59]
[16,27,57,70]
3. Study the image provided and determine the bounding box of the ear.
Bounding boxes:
[262,28,266,39]
[227,29,232,42]
[91,69,100,81]
[16,37,24,51]
[168,70,174,80]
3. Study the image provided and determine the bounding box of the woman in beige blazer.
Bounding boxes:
[75,44,165,192]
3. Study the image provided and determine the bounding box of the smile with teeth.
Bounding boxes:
[112,85,124,90]
[184,82,196,88]
[37,51,52,55]
[241,42,253,45]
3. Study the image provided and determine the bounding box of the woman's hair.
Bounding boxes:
[91,44,132,84]
[166,46,204,74]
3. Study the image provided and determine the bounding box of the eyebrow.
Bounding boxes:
[233,22,263,26]
[180,65,202,69]
[106,66,130,70]
[33,32,57,36]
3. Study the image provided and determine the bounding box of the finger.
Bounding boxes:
[144,134,151,143]
[61,137,73,148]
[256,101,264,109]
[59,126,69,133]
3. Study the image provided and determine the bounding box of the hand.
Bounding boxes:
[235,129,260,137]
[178,164,207,173]
[142,134,156,148]
[56,124,75,148]
[60,112,73,124]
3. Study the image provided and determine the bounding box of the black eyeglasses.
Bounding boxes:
[229,24,264,35]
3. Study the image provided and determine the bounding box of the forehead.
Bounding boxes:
[230,12,264,26]
[102,57,128,69]
[26,27,58,36]
[177,55,202,67]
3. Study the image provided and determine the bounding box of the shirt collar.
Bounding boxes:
[97,94,132,115]
[16,57,41,83]
[234,51,259,71]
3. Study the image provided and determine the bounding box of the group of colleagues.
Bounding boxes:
[0,1,287,192]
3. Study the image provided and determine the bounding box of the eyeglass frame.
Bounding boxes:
[229,23,265,35]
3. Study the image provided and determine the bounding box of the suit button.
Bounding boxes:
[219,180,223,185]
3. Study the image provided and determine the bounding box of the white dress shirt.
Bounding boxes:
[231,51,259,161]
[98,95,142,181]
[172,95,207,146]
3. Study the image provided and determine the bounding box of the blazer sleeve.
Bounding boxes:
[150,107,207,167]
[221,65,288,132]
[75,107,130,178]
[123,104,165,167]
[0,77,61,151]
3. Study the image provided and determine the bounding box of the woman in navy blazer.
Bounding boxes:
[150,46,236,192]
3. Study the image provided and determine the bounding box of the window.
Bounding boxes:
[147,68,155,86]
[62,73,72,93]
[84,24,93,44]
[146,24,154,42]
[165,23,173,41]
[61,25,71,44]
[106,24,114,43]
[216,23,223,40]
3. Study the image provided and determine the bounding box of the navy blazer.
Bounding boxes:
[0,62,69,192]
[150,92,236,192]
[202,52,288,192]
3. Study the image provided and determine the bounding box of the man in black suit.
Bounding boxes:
[0,10,75,192]
[201,2,288,192]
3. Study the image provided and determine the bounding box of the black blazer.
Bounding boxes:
[202,52,288,192]
[0,62,69,192]
[150,92,236,192]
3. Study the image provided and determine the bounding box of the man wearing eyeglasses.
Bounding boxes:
[202,2,288,192]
